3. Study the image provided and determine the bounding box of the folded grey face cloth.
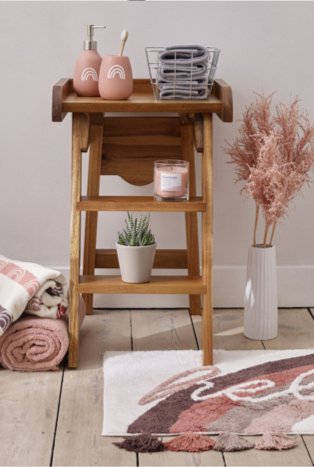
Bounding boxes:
[159,89,208,100]
[158,83,208,91]
[158,84,208,100]
[159,45,210,66]
[158,79,207,86]
[158,63,208,82]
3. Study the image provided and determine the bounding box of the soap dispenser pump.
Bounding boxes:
[73,24,106,97]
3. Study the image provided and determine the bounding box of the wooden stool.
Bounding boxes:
[52,79,233,368]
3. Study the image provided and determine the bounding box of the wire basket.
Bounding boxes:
[145,46,220,100]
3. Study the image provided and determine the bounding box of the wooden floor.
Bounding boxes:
[1,308,314,467]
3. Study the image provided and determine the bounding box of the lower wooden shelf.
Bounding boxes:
[78,275,206,294]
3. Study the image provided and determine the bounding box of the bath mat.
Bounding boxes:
[102,349,314,436]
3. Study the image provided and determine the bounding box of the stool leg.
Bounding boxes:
[82,114,104,315]
[68,114,86,368]
[181,121,202,316]
[202,114,213,366]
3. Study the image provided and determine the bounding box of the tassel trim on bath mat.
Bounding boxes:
[213,432,254,452]
[113,431,299,453]
[113,433,164,452]
[163,432,216,452]
[255,432,298,450]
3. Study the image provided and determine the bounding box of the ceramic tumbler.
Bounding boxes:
[98,55,133,100]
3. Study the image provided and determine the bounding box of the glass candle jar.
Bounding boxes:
[154,160,189,201]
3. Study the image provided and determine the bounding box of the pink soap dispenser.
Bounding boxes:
[73,24,106,97]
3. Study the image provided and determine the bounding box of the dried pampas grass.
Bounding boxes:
[226,94,314,246]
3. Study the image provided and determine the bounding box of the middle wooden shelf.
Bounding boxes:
[77,196,206,212]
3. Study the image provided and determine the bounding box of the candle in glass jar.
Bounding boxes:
[154,160,189,200]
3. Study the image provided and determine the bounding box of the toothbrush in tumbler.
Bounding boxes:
[119,30,129,56]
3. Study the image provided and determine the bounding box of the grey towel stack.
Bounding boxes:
[157,45,212,100]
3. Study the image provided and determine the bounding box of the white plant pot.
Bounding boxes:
[244,245,278,340]
[116,242,156,283]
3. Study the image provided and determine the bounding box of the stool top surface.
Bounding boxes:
[52,79,233,123]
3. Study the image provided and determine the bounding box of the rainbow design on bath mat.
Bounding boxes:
[129,353,314,434]
[102,350,314,435]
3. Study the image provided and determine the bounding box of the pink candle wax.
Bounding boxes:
[154,162,189,200]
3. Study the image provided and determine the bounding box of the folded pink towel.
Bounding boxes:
[0,315,69,371]
[0,299,86,371]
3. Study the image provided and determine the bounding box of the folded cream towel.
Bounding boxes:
[0,254,68,335]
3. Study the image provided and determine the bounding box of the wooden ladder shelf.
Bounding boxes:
[52,78,233,368]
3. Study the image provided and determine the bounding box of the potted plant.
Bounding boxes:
[116,212,156,283]
[226,94,314,339]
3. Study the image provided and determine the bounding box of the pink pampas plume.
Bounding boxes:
[226,94,314,246]
[226,93,273,182]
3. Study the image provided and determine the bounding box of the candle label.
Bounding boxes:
[160,173,182,191]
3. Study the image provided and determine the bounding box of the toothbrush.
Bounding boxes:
[119,30,128,56]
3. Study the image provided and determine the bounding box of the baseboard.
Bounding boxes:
[213,265,314,308]
[55,265,314,308]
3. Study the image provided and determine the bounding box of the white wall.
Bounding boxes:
[0,1,314,307]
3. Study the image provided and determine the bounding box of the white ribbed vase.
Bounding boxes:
[244,245,278,340]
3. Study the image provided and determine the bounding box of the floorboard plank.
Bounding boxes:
[192,309,264,351]
[131,308,198,350]
[263,308,314,349]
[302,436,314,465]
[0,369,62,466]
[52,310,136,467]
